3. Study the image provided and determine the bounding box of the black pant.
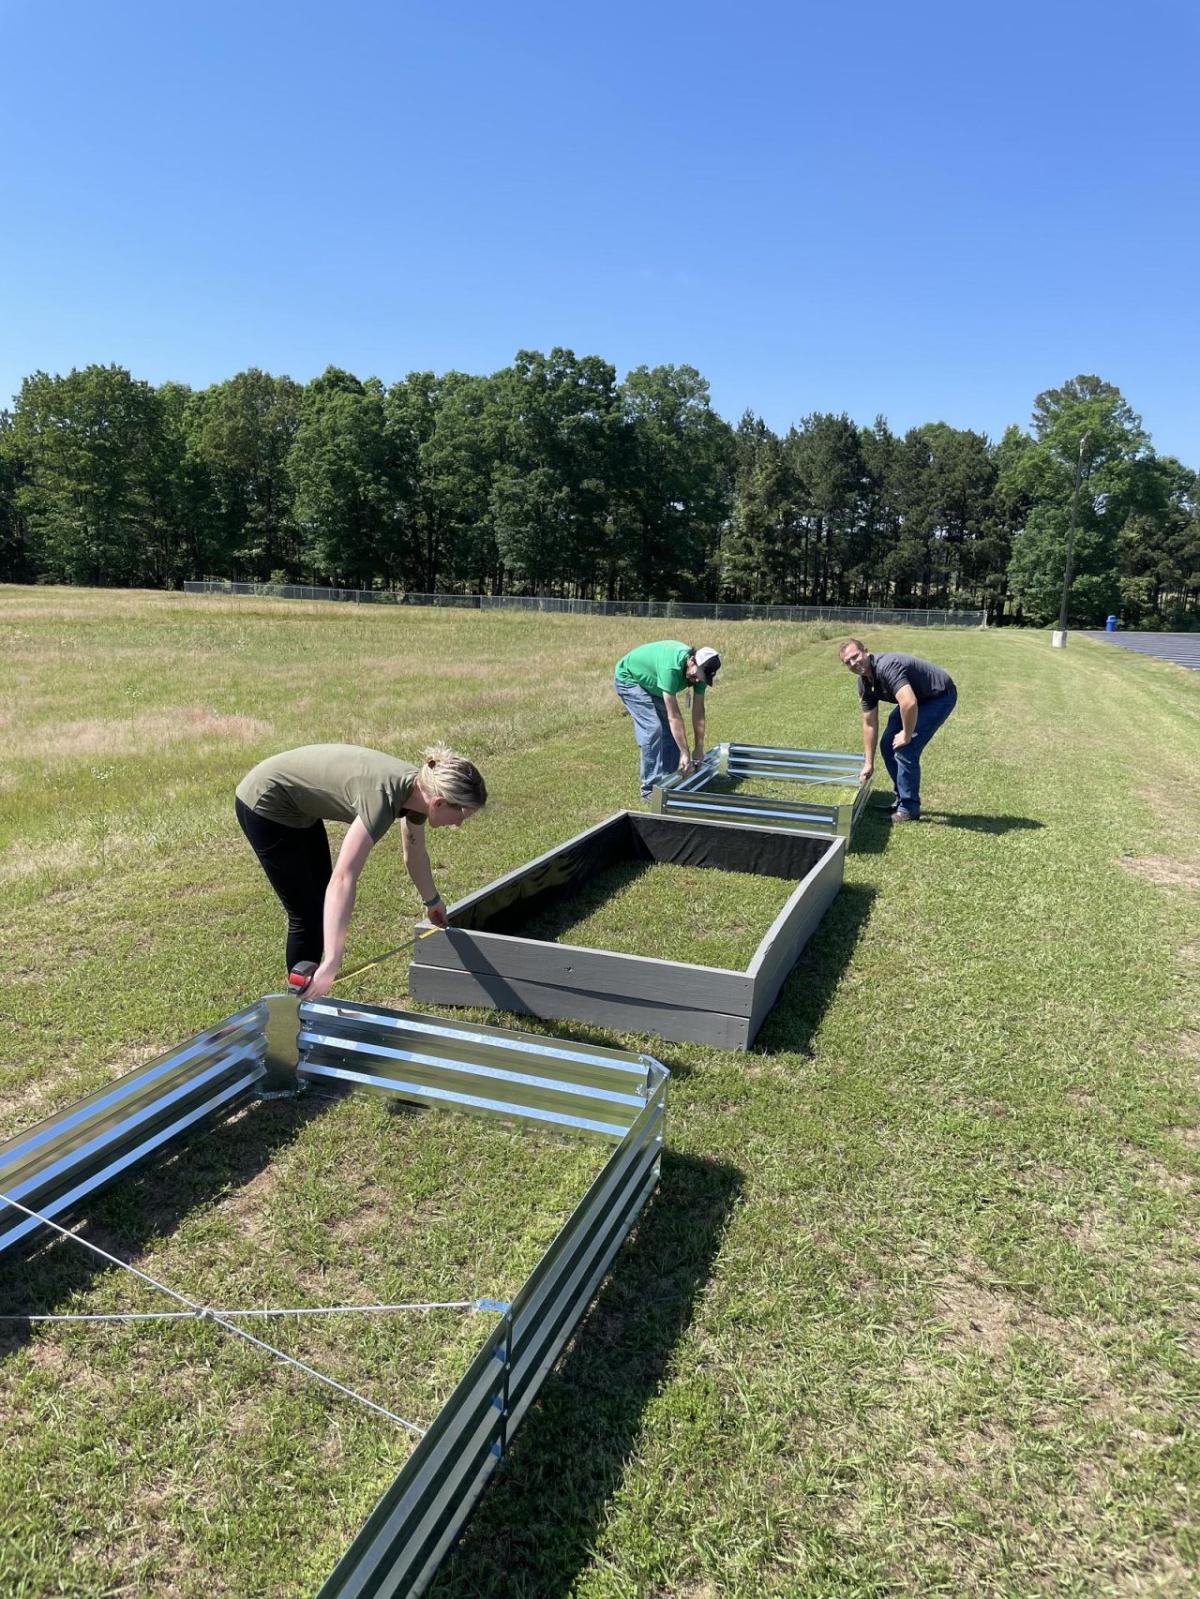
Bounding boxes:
[236,797,332,971]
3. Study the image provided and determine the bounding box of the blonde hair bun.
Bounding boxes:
[419,744,487,809]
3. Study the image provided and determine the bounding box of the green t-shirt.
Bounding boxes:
[614,640,705,699]
[236,744,424,840]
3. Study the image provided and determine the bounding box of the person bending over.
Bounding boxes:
[838,640,957,822]
[236,742,486,997]
[613,639,721,799]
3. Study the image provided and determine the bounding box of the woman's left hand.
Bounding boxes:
[427,900,449,928]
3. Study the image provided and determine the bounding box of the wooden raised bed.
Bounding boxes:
[409,811,846,1049]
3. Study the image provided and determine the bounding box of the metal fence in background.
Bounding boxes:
[183,580,985,628]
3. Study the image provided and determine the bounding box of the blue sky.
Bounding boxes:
[2,0,1196,459]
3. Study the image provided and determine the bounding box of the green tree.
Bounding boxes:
[721,412,790,603]
[488,466,572,591]
[1005,376,1149,626]
[784,414,864,604]
[185,368,303,579]
[414,370,508,592]
[619,365,734,600]
[141,381,225,588]
[385,371,451,592]
[289,368,409,587]
[0,411,32,582]
[857,418,903,608]
[1116,456,1200,625]
[892,423,999,608]
[488,349,623,595]
[11,365,166,586]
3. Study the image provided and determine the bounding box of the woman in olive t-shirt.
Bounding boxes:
[235,742,486,999]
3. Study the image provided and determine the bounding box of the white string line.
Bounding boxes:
[2,1299,494,1324]
[0,1192,506,1434]
[2,1310,202,1323]
[1,1191,207,1315]
[217,1300,478,1317]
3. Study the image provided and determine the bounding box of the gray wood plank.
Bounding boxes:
[411,930,755,1014]
[747,837,845,1039]
[408,965,752,1050]
[412,810,846,1050]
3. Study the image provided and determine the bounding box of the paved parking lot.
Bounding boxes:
[1082,631,1200,672]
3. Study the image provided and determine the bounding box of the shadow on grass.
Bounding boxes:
[0,1094,333,1350]
[920,811,1045,834]
[515,859,651,943]
[428,1149,743,1599]
[752,881,878,1056]
[848,806,893,855]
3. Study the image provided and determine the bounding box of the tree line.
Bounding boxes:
[0,354,1195,626]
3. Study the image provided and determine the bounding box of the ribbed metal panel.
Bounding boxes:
[729,742,861,770]
[4,996,668,1598]
[315,1056,668,1599]
[318,1325,510,1599]
[508,1112,664,1429]
[655,741,868,838]
[0,1005,267,1254]
[296,999,650,1140]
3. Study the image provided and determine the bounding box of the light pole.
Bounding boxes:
[1052,429,1092,648]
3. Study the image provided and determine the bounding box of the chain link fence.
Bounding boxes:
[183,581,985,628]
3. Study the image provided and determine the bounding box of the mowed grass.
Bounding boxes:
[712,773,861,805]
[516,862,800,969]
[1,584,1198,1598]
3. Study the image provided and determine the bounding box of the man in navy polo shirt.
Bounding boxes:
[838,639,957,822]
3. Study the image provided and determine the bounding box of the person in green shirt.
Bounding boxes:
[613,640,722,798]
[235,742,487,998]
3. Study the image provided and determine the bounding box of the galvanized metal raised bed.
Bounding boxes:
[650,741,872,839]
[409,810,846,1049]
[0,997,668,1597]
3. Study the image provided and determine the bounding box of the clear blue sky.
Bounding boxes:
[2,0,1196,460]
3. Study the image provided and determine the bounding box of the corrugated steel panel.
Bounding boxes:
[654,742,869,838]
[313,1044,668,1599]
[0,1005,267,1254]
[296,999,651,1139]
[3,996,668,1598]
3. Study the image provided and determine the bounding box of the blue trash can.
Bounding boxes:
[1105,615,1118,632]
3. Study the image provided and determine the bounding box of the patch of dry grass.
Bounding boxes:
[1121,857,1200,890]
[5,708,272,761]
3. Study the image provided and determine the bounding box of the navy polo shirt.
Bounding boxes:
[857,652,956,711]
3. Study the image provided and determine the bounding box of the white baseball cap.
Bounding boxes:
[693,646,721,685]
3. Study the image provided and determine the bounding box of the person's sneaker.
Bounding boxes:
[890,807,919,823]
[873,794,901,812]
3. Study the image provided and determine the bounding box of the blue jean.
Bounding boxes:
[614,679,681,794]
[881,686,957,815]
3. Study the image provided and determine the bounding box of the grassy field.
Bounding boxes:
[1,585,1198,1598]
[516,861,801,968]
